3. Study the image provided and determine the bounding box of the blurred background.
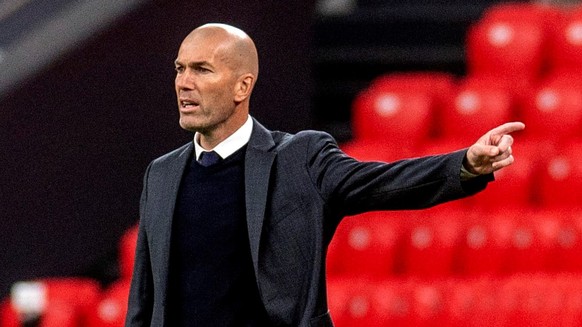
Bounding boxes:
[2,0,582,326]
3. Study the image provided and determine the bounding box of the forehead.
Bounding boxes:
[176,33,230,64]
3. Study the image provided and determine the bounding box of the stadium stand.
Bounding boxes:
[326,2,582,326]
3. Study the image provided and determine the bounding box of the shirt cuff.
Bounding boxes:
[460,164,479,181]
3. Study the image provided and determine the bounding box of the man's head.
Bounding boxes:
[174,23,258,148]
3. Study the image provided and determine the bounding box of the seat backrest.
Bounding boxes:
[327,212,403,278]
[401,209,464,277]
[538,141,582,208]
[439,76,515,142]
[352,75,437,149]
[520,78,582,141]
[466,18,547,82]
[87,280,131,327]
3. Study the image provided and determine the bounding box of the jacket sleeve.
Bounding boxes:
[125,162,154,327]
[303,132,492,217]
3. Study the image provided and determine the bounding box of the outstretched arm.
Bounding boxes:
[464,122,526,175]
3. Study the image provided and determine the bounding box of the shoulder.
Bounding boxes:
[150,142,192,167]
[250,118,338,152]
[271,129,338,151]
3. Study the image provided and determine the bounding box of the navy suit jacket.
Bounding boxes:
[125,118,490,327]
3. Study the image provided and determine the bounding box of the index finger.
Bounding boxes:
[489,122,526,137]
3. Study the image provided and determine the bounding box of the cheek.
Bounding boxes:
[200,76,237,107]
[207,85,234,105]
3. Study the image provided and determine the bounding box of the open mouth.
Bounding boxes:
[180,99,200,109]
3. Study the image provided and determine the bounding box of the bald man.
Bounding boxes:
[126,23,524,327]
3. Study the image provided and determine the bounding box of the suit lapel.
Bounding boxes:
[155,142,193,303]
[245,119,276,274]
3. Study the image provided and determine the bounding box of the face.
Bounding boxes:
[174,33,241,135]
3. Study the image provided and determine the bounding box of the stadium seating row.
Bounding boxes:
[466,3,582,83]
[350,72,582,148]
[328,273,582,327]
[327,208,582,278]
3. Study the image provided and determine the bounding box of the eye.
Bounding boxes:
[175,65,185,73]
[195,66,211,73]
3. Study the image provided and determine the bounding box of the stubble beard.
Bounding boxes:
[178,109,228,136]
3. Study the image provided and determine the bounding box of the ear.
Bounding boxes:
[234,74,255,102]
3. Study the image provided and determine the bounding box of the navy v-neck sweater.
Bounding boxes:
[167,146,269,326]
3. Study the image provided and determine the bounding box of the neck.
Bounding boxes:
[198,112,248,149]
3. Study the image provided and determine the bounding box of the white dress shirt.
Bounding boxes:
[194,115,254,161]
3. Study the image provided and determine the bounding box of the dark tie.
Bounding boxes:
[198,150,221,167]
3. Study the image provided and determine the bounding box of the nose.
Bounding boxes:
[175,70,194,91]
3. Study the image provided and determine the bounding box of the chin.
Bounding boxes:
[179,120,201,133]
[180,119,214,134]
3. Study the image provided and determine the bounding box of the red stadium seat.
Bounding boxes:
[370,72,456,138]
[505,210,554,273]
[458,210,514,275]
[87,280,130,327]
[401,209,463,277]
[444,278,500,326]
[327,277,358,327]
[327,278,397,327]
[408,281,448,327]
[531,210,565,272]
[39,301,78,327]
[466,16,546,84]
[439,76,515,143]
[533,209,582,272]
[496,275,535,326]
[42,278,101,326]
[119,225,138,281]
[538,141,582,208]
[327,212,403,278]
[548,7,582,75]
[351,80,435,149]
[520,79,582,142]
[2,278,99,327]
[481,2,563,38]
[470,3,563,78]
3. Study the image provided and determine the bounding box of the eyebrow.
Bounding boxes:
[174,59,212,68]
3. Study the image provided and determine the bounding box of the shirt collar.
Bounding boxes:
[194,115,253,161]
